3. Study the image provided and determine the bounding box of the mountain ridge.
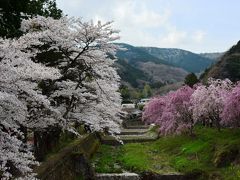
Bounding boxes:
[139,46,214,73]
[114,43,217,88]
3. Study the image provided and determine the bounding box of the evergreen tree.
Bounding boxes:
[142,84,152,98]
[184,73,199,87]
[0,0,62,38]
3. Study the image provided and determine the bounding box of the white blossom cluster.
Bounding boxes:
[20,16,122,134]
[0,29,61,178]
[0,16,122,179]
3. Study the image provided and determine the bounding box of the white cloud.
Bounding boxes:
[56,0,210,52]
[112,1,171,28]
[57,0,84,16]
[192,30,206,43]
[88,1,207,51]
[161,28,187,46]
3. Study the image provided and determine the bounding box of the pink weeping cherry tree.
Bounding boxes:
[143,86,194,135]
[190,78,233,130]
[142,96,167,125]
[221,84,240,127]
[143,78,239,136]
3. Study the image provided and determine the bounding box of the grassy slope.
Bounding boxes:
[91,127,240,179]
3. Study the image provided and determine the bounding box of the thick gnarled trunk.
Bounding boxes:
[34,128,61,161]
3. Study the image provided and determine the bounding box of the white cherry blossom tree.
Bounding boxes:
[20,16,122,135]
[0,35,60,178]
[1,15,122,179]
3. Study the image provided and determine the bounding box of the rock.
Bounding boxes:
[113,163,121,170]
[140,171,202,180]
[213,145,239,167]
[35,133,100,180]
[96,172,140,180]
[153,164,162,170]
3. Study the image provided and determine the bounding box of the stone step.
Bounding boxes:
[119,128,149,135]
[96,172,196,180]
[101,133,158,145]
[124,125,149,129]
[119,134,158,143]
[96,173,140,180]
[123,121,145,126]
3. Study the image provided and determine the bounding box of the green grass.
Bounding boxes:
[91,126,240,179]
[91,145,124,173]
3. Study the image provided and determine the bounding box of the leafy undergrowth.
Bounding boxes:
[91,126,240,179]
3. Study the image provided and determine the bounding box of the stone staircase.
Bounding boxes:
[123,125,149,129]
[101,118,158,145]
[95,118,195,180]
[119,128,148,135]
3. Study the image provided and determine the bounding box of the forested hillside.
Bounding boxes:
[115,58,149,87]
[201,40,240,82]
[140,47,214,73]
[199,52,223,61]
[115,43,214,88]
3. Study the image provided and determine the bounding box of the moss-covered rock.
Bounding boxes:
[35,133,100,180]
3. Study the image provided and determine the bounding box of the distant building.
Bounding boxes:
[137,98,150,106]
[121,103,135,110]
[121,103,142,120]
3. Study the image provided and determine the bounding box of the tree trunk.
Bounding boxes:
[34,127,61,161]
[19,125,27,143]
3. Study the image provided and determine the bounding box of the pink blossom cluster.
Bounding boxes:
[191,78,233,129]
[143,78,240,135]
[221,84,240,127]
[143,86,194,135]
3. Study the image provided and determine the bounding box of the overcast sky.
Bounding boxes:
[56,0,240,53]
